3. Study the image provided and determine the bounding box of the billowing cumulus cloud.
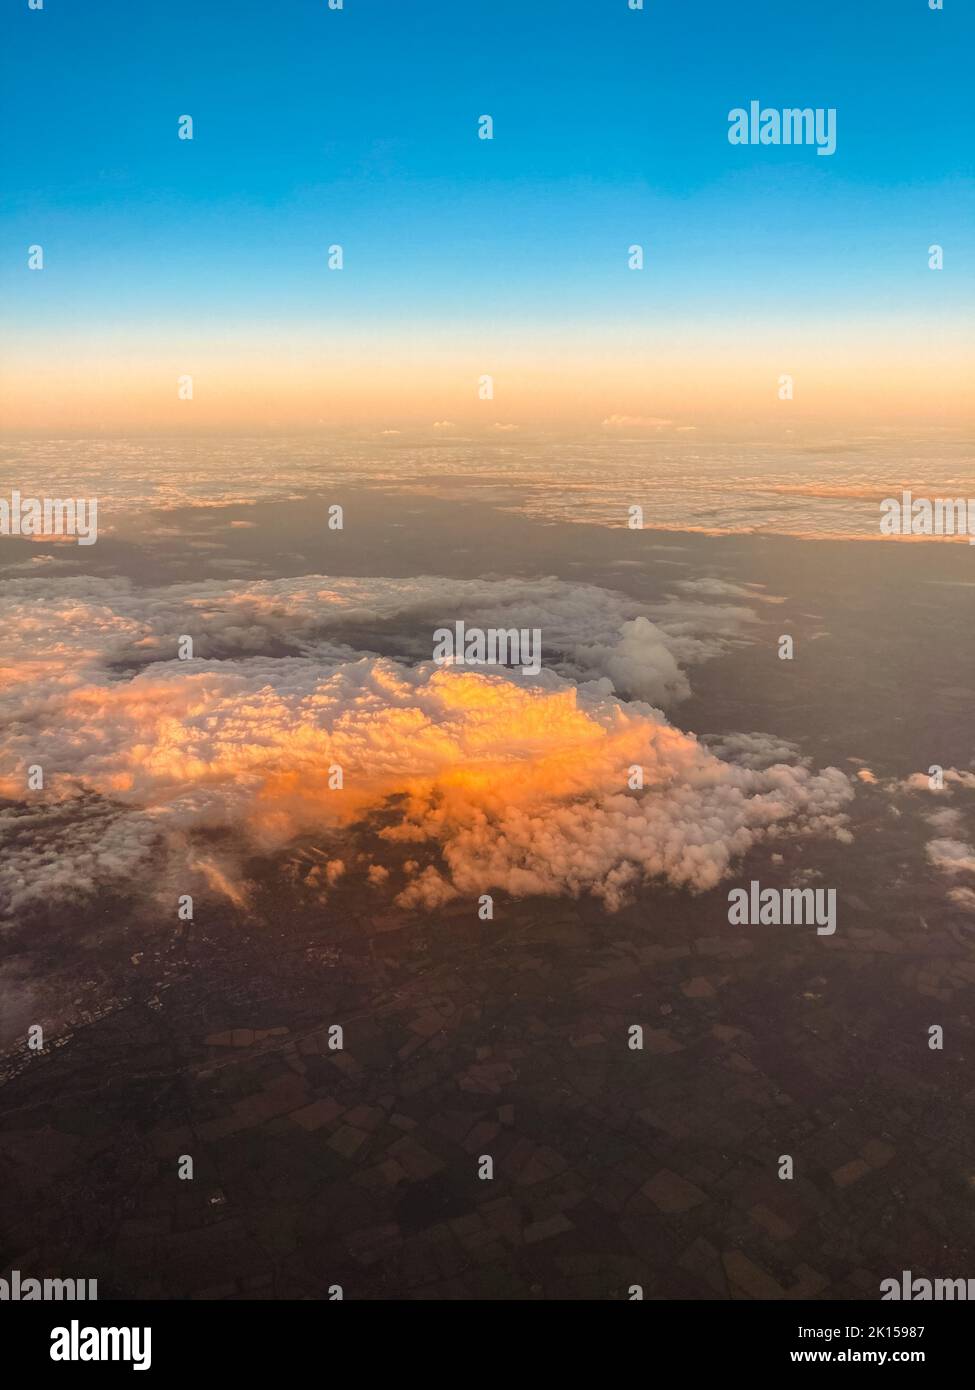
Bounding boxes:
[702,732,804,770]
[925,838,975,876]
[0,571,761,707]
[566,617,689,705]
[0,656,852,917]
[898,768,975,796]
[872,767,975,914]
[0,797,162,918]
[0,572,852,919]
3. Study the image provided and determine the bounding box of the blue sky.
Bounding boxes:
[1,0,971,441]
[3,0,972,319]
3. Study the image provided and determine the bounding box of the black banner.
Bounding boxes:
[2,1299,969,1375]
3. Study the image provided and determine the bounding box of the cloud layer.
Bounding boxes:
[0,570,764,705]
[0,573,851,919]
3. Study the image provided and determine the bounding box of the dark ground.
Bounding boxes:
[1,492,974,1299]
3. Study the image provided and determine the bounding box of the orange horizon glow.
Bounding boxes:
[2,322,971,432]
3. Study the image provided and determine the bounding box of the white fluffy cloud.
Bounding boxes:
[0,654,852,917]
[899,768,975,796]
[0,573,852,918]
[926,838,975,876]
[0,571,761,708]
